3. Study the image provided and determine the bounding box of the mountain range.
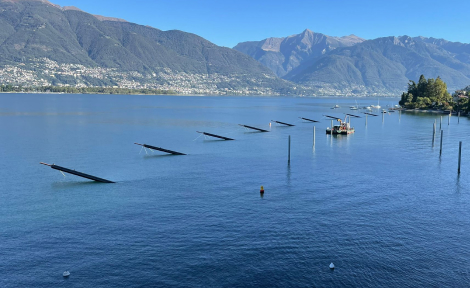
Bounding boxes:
[235,32,470,95]
[0,0,469,96]
[0,0,294,94]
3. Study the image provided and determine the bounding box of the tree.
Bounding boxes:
[399,75,454,110]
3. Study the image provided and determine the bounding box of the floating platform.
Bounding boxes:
[134,143,186,155]
[238,124,269,132]
[323,115,341,120]
[345,113,361,118]
[40,162,115,183]
[197,131,234,140]
[299,117,320,123]
[271,120,295,127]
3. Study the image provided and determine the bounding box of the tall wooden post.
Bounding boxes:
[440,130,443,157]
[458,141,462,174]
[432,122,436,147]
[458,112,460,124]
[288,135,291,164]
[440,116,442,130]
[448,113,450,125]
[313,126,316,147]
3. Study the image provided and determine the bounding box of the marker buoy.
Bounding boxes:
[329,263,335,270]
[260,186,264,194]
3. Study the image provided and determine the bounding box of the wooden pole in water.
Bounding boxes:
[365,114,368,126]
[382,111,384,123]
[448,113,450,125]
[432,122,436,147]
[440,130,443,157]
[440,116,442,130]
[288,135,291,164]
[458,141,462,174]
[458,112,460,124]
[331,120,333,133]
[313,126,316,147]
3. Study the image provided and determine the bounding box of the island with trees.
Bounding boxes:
[399,75,469,113]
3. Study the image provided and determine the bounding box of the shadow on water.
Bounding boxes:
[142,154,182,159]
[51,181,106,189]
[202,139,232,142]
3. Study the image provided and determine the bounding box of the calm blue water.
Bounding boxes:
[0,94,469,287]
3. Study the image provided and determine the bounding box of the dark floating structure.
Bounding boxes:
[364,112,379,116]
[345,113,361,118]
[197,131,234,141]
[323,115,341,120]
[238,124,269,132]
[299,117,320,123]
[271,120,295,127]
[40,162,115,183]
[134,143,186,155]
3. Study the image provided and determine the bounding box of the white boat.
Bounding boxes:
[332,104,340,109]
[63,271,70,277]
[365,106,372,110]
[350,100,359,110]
[371,99,381,109]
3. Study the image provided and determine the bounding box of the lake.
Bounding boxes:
[0,94,469,287]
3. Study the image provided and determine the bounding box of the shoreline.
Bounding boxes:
[401,109,468,116]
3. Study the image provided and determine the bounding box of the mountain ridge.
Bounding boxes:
[235,31,470,95]
[0,0,296,95]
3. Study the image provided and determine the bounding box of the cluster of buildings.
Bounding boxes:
[0,58,279,95]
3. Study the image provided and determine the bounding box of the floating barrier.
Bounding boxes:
[40,162,114,183]
[238,124,269,132]
[134,143,186,155]
[197,131,234,140]
[271,120,295,127]
[299,117,320,123]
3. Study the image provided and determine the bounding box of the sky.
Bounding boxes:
[50,0,470,48]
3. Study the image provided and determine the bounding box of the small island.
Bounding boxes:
[399,75,469,113]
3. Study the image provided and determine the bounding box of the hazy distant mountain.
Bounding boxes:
[0,0,294,94]
[286,36,470,95]
[233,29,364,78]
[236,30,470,95]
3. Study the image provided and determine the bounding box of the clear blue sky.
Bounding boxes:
[51,0,470,47]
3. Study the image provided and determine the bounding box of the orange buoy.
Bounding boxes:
[260,186,264,193]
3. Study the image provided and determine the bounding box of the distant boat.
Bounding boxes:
[329,263,335,270]
[332,104,340,109]
[63,271,70,277]
[365,106,372,110]
[371,99,381,109]
[350,100,359,110]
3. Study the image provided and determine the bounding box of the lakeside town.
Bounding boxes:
[0,58,281,95]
